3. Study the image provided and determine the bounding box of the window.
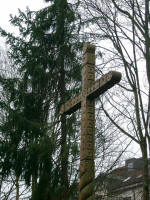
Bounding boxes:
[128,162,133,169]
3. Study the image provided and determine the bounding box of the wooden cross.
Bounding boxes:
[60,43,121,200]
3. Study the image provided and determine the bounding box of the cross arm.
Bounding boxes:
[60,92,82,115]
[60,71,121,115]
[86,71,121,100]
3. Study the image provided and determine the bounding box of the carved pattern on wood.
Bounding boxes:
[60,43,122,200]
[60,71,121,115]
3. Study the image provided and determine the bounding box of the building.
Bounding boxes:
[95,158,150,200]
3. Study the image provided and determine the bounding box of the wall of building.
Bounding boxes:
[95,186,143,200]
[111,186,143,200]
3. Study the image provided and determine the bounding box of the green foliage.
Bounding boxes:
[0,0,82,199]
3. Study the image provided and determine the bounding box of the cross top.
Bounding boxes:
[60,43,121,115]
[60,43,121,200]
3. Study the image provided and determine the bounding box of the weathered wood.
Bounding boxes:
[87,71,121,100]
[60,43,122,200]
[60,92,82,115]
[79,43,95,200]
[60,71,121,115]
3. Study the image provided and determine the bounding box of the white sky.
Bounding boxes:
[0,0,46,32]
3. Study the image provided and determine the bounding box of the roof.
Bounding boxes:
[111,169,143,192]
[96,158,150,194]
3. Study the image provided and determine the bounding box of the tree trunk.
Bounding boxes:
[16,176,19,200]
[141,138,149,200]
[0,177,3,200]
[32,174,37,197]
[59,51,69,199]
[145,0,150,85]
[57,1,69,199]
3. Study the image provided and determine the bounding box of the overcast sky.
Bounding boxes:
[0,0,46,32]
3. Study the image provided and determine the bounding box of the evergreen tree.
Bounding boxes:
[0,0,82,199]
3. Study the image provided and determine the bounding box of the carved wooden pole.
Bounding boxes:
[79,44,95,200]
[60,43,122,200]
